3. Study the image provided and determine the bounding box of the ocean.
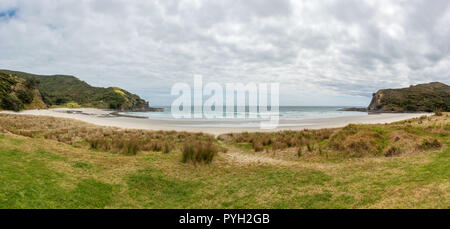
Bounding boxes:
[122,106,368,124]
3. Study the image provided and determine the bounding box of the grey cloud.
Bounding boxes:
[0,0,449,106]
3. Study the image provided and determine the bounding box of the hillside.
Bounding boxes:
[0,72,46,111]
[368,82,450,112]
[0,70,151,111]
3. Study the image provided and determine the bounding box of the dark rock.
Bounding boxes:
[338,107,368,112]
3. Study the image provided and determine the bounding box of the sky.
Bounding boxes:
[0,0,449,106]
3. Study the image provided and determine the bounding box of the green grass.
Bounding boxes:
[72,161,93,170]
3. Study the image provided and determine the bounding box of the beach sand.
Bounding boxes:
[1,108,430,135]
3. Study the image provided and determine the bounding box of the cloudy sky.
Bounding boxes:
[0,0,449,106]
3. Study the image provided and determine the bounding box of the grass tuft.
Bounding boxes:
[182,140,218,164]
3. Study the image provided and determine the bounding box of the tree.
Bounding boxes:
[16,89,34,104]
[24,77,40,89]
[1,94,24,111]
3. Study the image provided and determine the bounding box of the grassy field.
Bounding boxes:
[0,114,449,208]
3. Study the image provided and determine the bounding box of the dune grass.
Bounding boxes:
[0,114,218,158]
[0,113,449,208]
[218,114,449,159]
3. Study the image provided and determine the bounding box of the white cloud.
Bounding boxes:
[0,0,449,106]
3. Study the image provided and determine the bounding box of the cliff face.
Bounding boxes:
[368,82,450,112]
[368,92,382,111]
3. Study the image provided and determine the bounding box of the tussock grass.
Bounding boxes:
[434,109,443,116]
[182,140,218,164]
[218,114,449,159]
[0,114,216,155]
[218,129,334,152]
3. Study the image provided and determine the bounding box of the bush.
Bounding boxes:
[24,78,40,89]
[163,142,172,154]
[122,139,140,155]
[434,109,443,116]
[384,146,401,157]
[297,147,302,157]
[253,141,263,152]
[16,89,34,104]
[419,138,442,150]
[182,141,218,164]
[1,94,23,111]
[63,101,81,108]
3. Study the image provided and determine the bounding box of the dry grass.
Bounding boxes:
[1,112,448,163]
[218,114,449,159]
[181,140,218,164]
[218,128,334,152]
[0,114,217,155]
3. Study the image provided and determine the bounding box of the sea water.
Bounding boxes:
[121,106,368,127]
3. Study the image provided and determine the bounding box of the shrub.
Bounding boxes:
[63,101,81,108]
[121,138,140,155]
[16,89,34,104]
[24,77,40,89]
[1,94,23,111]
[434,109,443,116]
[418,138,442,150]
[163,142,171,154]
[328,125,384,157]
[306,143,313,152]
[253,141,263,152]
[182,141,218,164]
[297,147,302,157]
[88,137,102,150]
[384,146,401,157]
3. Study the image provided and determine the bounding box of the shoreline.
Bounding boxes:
[0,108,431,135]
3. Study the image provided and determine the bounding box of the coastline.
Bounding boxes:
[0,108,431,135]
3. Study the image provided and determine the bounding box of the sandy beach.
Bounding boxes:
[0,108,431,135]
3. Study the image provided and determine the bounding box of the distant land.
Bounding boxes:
[339,82,450,113]
[0,70,158,112]
[368,82,450,112]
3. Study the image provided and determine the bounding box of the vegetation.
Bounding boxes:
[0,70,150,111]
[0,114,217,156]
[182,141,218,164]
[219,114,448,159]
[0,72,43,111]
[1,94,23,111]
[0,113,448,208]
[368,82,450,112]
[16,89,34,104]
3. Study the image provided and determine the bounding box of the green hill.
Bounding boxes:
[368,82,450,112]
[0,72,46,111]
[0,70,151,111]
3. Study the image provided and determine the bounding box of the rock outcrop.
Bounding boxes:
[368,92,383,111]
